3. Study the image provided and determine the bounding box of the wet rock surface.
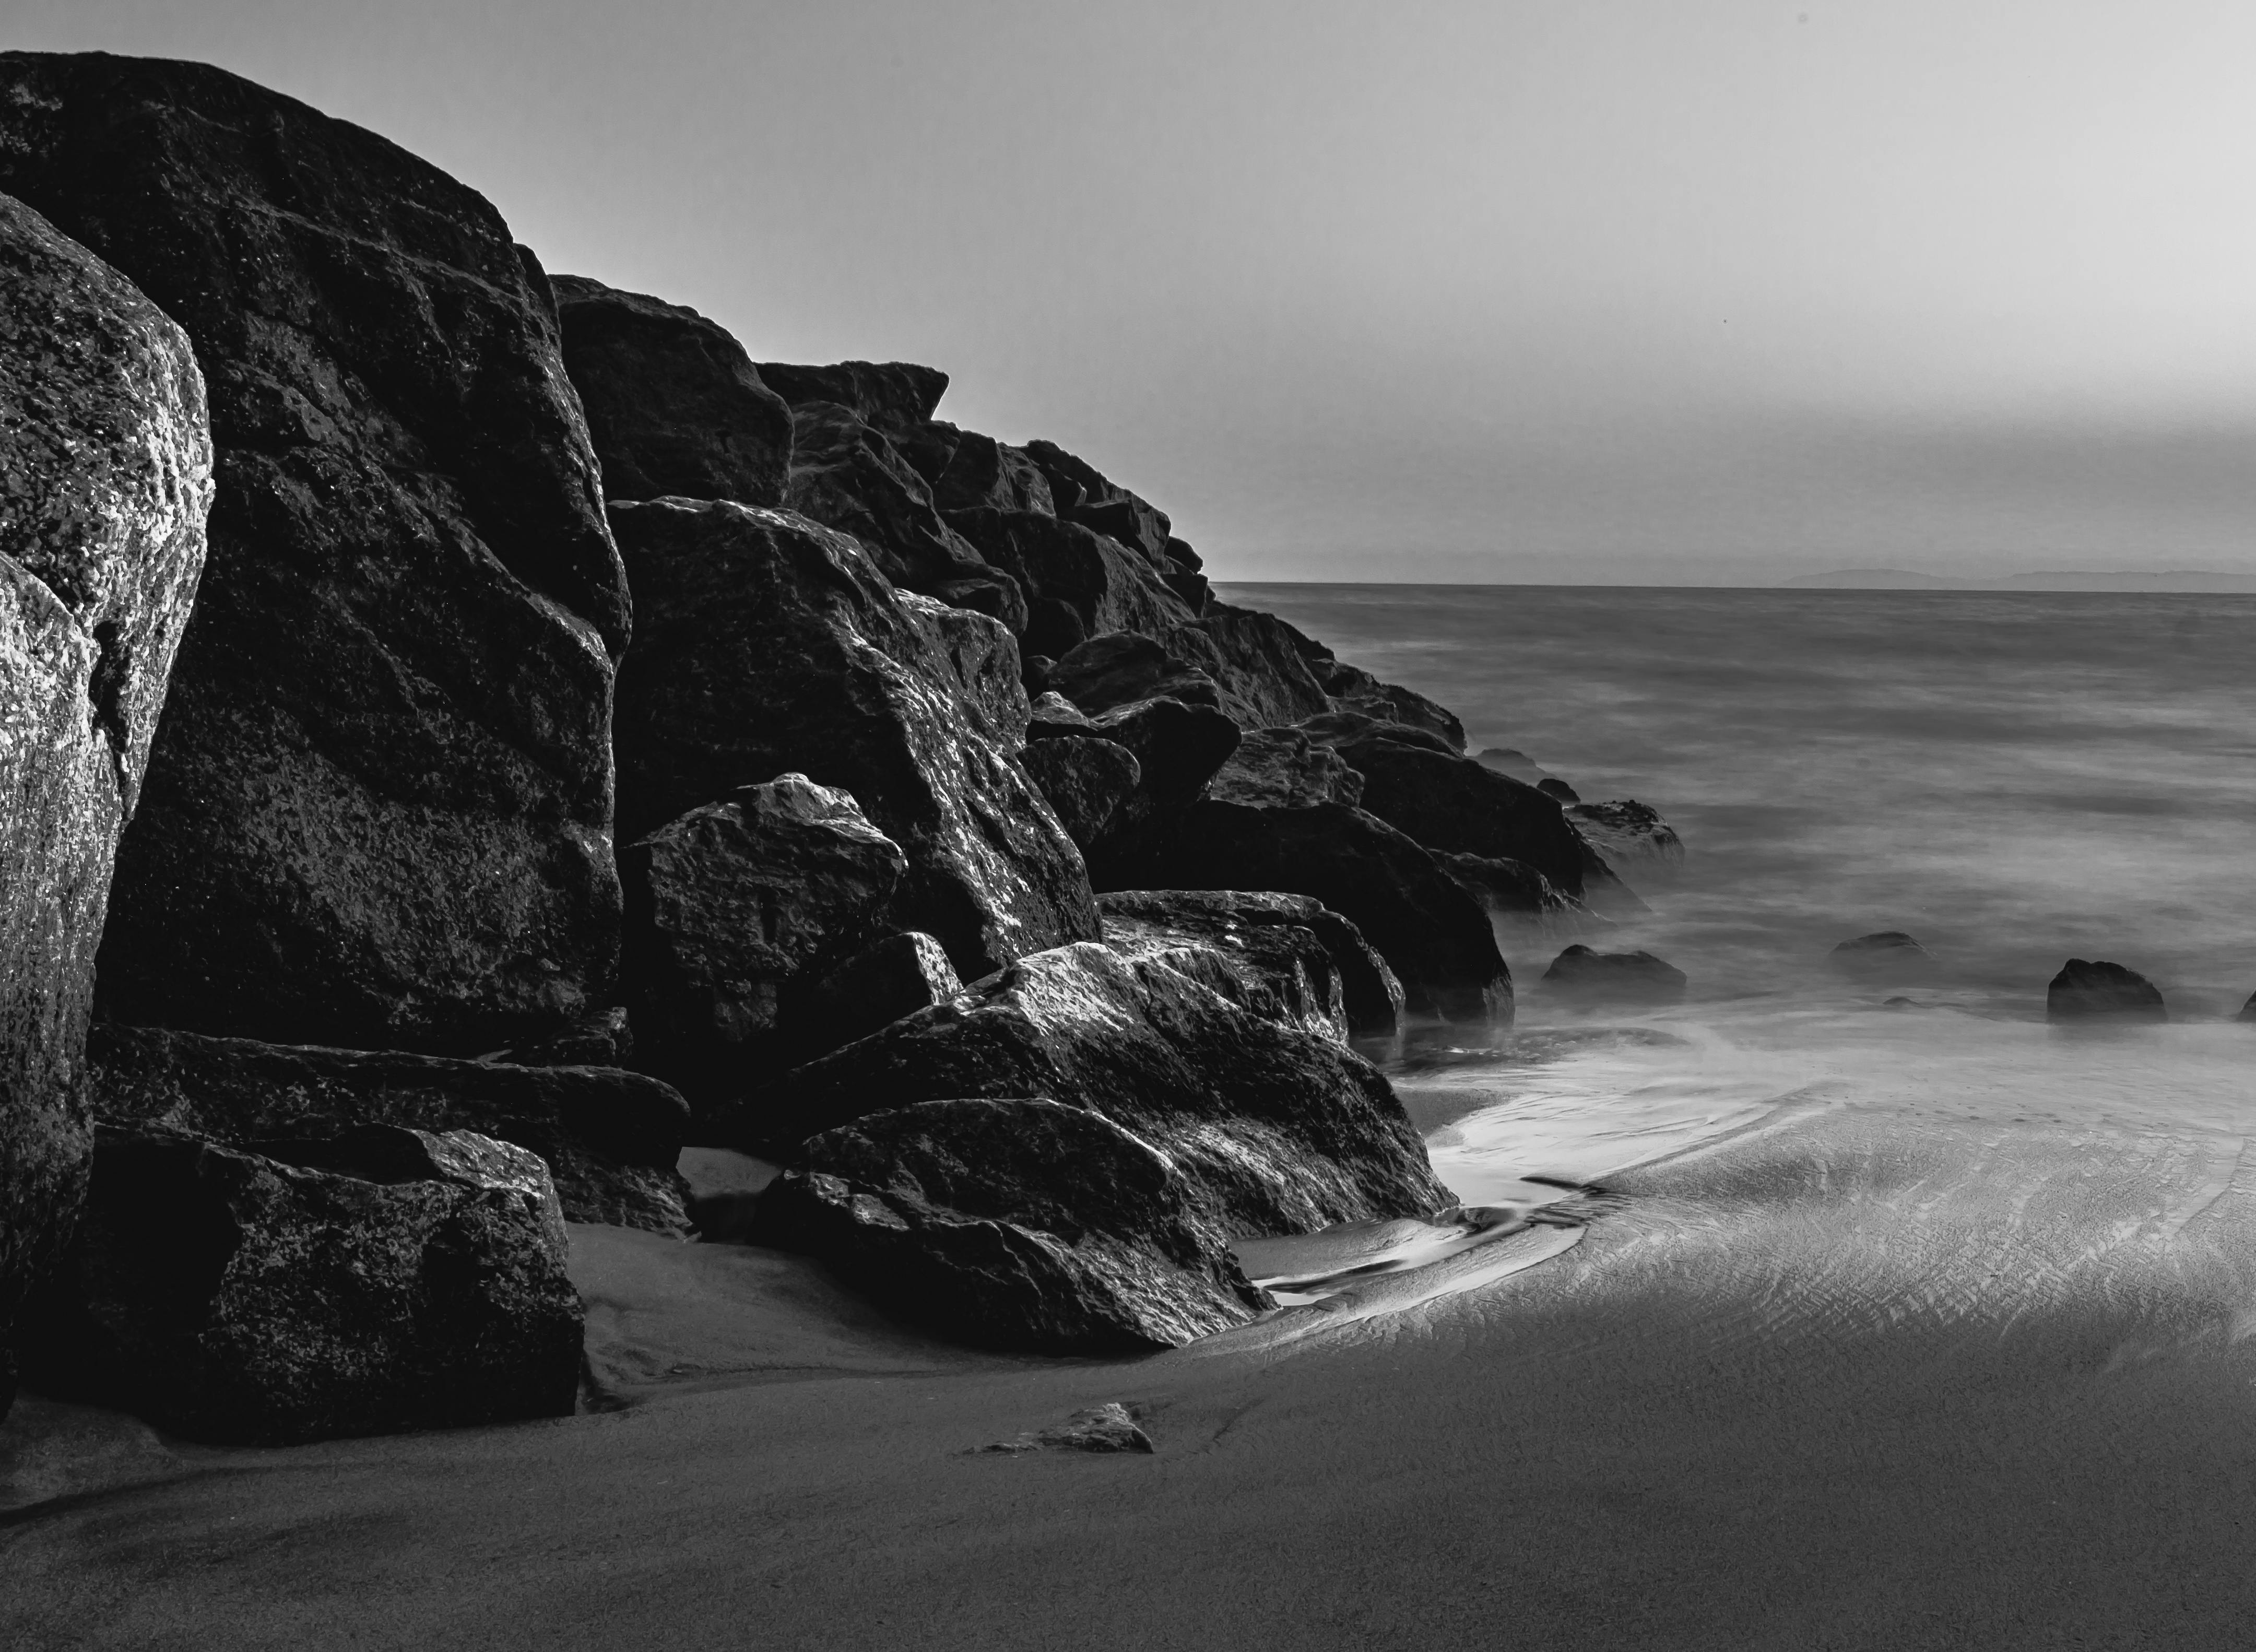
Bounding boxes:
[1204,728,1365,810]
[1436,852,1585,926]
[27,1125,581,1445]
[947,513,1190,657]
[0,51,629,1056]
[621,775,907,1103]
[1830,931,1937,982]
[756,1097,1270,1353]
[1,190,210,1408]
[1097,889,1404,1040]
[791,933,963,1064]
[609,499,1097,977]
[89,1025,692,1232]
[1018,735,1142,853]
[1331,730,1594,896]
[1047,631,1219,714]
[2047,959,2166,1024]
[1161,605,1334,729]
[552,274,794,507]
[1543,945,1689,1005]
[1568,799,1686,867]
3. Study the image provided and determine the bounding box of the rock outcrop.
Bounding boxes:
[947,513,1191,658]
[755,1097,1269,1353]
[621,775,907,1103]
[89,1025,692,1231]
[1323,727,1594,896]
[551,275,794,506]
[1436,852,1587,927]
[1542,946,1688,1005]
[1097,889,1404,1040]
[2046,960,2166,1024]
[1204,728,1365,810]
[1568,800,1686,867]
[0,51,629,1054]
[1,191,210,1411]
[609,498,1097,976]
[28,1125,582,1444]
[1046,631,1219,714]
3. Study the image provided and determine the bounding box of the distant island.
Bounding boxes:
[1786,568,2256,593]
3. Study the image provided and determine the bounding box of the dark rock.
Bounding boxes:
[1543,945,1688,1005]
[1020,653,1055,697]
[2237,992,2256,1024]
[2047,960,2166,1024]
[1101,902,1350,1044]
[791,932,963,1060]
[480,1007,634,1069]
[88,1024,692,1231]
[1164,570,1212,611]
[1474,747,1548,783]
[28,1125,581,1445]
[1097,889,1405,1040]
[945,509,1191,655]
[1297,709,1460,757]
[0,190,210,1408]
[1204,728,1365,809]
[754,1096,1270,1353]
[1536,776,1581,804]
[983,1402,1154,1454]
[621,775,908,1103]
[0,52,630,1054]
[1084,697,1243,807]
[1436,852,1587,928]
[1829,931,1936,981]
[550,275,794,506]
[1568,800,1686,867]
[753,360,950,435]
[1026,690,1095,737]
[1163,536,1203,572]
[1328,732,1596,896]
[744,942,1451,1240]
[608,499,1098,977]
[1161,605,1334,729]
[927,430,1056,516]
[1045,630,1219,714]
[1020,439,1173,565]
[1019,735,1142,852]
[1294,644,1467,751]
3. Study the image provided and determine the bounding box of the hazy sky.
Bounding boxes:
[18,1,2256,582]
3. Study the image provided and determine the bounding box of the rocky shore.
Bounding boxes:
[0,50,1664,1441]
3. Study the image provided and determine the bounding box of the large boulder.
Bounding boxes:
[1017,735,1142,853]
[2047,959,2166,1024]
[1046,631,1220,714]
[1435,851,1587,928]
[27,1125,582,1444]
[1162,605,1334,730]
[754,360,950,436]
[1542,945,1687,1005]
[550,275,793,506]
[789,932,963,1060]
[88,1024,692,1231]
[0,52,630,1054]
[1204,727,1365,809]
[946,511,1191,657]
[742,942,1450,1240]
[0,191,210,1410]
[1097,889,1405,1040]
[924,430,1055,516]
[620,775,907,1103]
[755,1097,1269,1354]
[1019,439,1176,568]
[1116,801,1512,1024]
[1327,730,1594,897]
[1303,652,1467,751]
[608,498,1099,977]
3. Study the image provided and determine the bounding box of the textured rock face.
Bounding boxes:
[792,932,963,1060]
[1119,801,1513,1024]
[621,775,907,1102]
[551,275,793,506]
[1332,732,1594,896]
[609,498,1099,977]
[0,51,629,1054]
[1305,654,1467,751]
[29,1126,582,1444]
[946,511,1191,658]
[754,360,950,434]
[1047,631,1219,714]
[1018,735,1142,853]
[1204,728,1365,810]
[2047,959,2166,1024]
[0,191,211,1407]
[89,1025,692,1231]
[748,942,1450,1238]
[1568,799,1685,866]
[1097,889,1404,1041]
[1543,945,1688,1004]
[1163,606,1334,730]
[756,1097,1269,1353]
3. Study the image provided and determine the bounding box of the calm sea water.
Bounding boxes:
[1219,583,2256,1216]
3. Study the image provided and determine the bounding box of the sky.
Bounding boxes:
[16,1,2256,584]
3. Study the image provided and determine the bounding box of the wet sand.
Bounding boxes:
[10,1049,2256,1651]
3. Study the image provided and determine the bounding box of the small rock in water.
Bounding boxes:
[1543,945,1688,1004]
[2046,959,2167,1024]
[1536,776,1581,804]
[983,1403,1154,1455]
[2238,991,2256,1024]
[1830,931,1938,981]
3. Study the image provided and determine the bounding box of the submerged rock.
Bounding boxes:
[2237,991,2256,1024]
[551,274,794,507]
[1543,945,1688,1005]
[1,52,630,1056]
[1,191,210,1410]
[28,1125,582,1445]
[1829,931,1937,981]
[1097,889,1405,1040]
[2047,960,2166,1024]
[756,1097,1270,1354]
[608,499,1097,977]
[1567,800,1686,867]
[89,1025,692,1232]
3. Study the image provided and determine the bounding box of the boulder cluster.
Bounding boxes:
[0,52,1657,1438]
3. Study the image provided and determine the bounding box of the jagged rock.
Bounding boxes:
[1204,728,1365,809]
[1474,747,1549,783]
[27,1125,582,1445]
[1568,800,1686,867]
[0,52,630,1054]
[983,1402,1154,1454]
[608,499,1097,977]
[754,360,950,435]
[1162,605,1334,730]
[1098,889,1405,1040]
[620,775,908,1102]
[2237,991,2256,1024]
[0,190,210,1411]
[1322,730,1596,897]
[1292,641,1466,750]
[743,943,1451,1241]
[1083,697,1243,806]
[925,429,1056,515]
[1543,945,1688,1005]
[550,275,794,506]
[88,1024,692,1231]
[791,933,963,1061]
[1027,691,1095,736]
[1019,440,1174,566]
[1297,709,1459,757]
[1536,777,1580,804]
[1019,735,1142,852]
[755,1097,1270,1354]
[1437,852,1586,927]
[480,1007,634,1068]
[1101,902,1349,1044]
[2047,960,2166,1024]
[1829,931,1936,981]
[1117,801,1512,1024]
[1046,631,1219,714]
[945,510,1191,657]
